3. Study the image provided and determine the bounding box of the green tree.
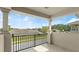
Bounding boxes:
[39,26,48,33]
[0,28,3,32]
[52,24,71,32]
[8,25,13,31]
[64,25,71,31]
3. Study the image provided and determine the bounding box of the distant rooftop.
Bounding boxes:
[67,18,79,25]
[10,29,43,36]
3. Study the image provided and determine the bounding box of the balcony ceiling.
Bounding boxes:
[4,7,79,19]
[27,7,79,17]
[27,7,66,15]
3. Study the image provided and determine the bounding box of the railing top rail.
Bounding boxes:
[12,33,47,37]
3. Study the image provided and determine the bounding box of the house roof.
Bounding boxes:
[10,29,43,36]
[67,18,79,25]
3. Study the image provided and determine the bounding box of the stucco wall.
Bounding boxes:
[53,32,79,51]
[0,33,12,52]
[0,34,4,52]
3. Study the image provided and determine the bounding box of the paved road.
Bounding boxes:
[11,39,47,52]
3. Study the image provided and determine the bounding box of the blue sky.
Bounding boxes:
[8,11,48,29]
[0,10,78,29]
[52,14,78,25]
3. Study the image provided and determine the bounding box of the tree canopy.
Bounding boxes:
[52,24,71,32]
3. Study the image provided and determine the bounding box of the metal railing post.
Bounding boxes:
[12,34,14,52]
[34,35,36,47]
[18,36,19,51]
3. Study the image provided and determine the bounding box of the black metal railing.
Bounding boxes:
[12,34,47,52]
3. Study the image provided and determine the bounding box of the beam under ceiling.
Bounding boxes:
[12,7,50,19]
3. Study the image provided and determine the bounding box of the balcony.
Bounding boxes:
[0,7,79,52]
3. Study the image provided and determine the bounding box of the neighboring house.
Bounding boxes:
[68,19,79,32]
[10,29,44,36]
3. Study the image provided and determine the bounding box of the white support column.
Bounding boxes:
[78,26,79,31]
[48,18,53,44]
[1,8,11,52]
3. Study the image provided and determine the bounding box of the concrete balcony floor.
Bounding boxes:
[19,43,72,52]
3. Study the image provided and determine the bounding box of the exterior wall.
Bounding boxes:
[78,26,79,31]
[0,34,4,52]
[0,33,11,52]
[52,32,79,51]
[4,33,11,52]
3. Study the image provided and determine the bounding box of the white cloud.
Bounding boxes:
[24,17,34,24]
[42,23,48,26]
[23,17,37,28]
[8,16,12,20]
[23,17,47,28]
[24,17,29,22]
